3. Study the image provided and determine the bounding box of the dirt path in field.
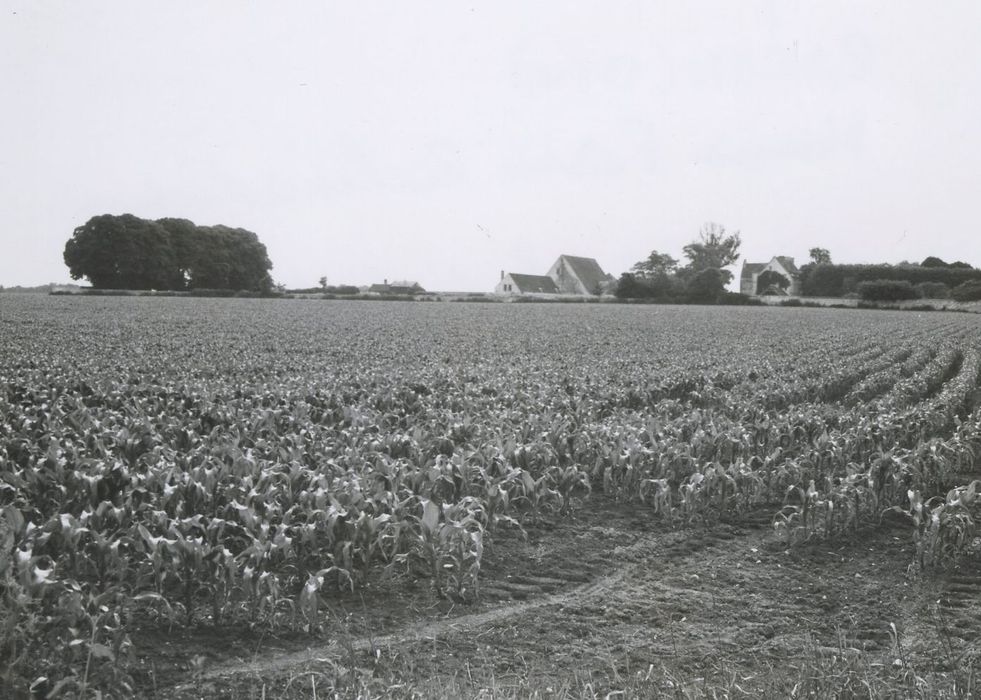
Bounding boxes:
[152,498,978,698]
[162,505,684,688]
[177,560,638,686]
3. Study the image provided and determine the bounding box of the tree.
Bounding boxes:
[614,273,647,299]
[64,214,274,292]
[685,268,727,303]
[922,256,949,268]
[756,270,790,295]
[318,276,328,290]
[156,217,200,289]
[682,222,741,284]
[630,250,678,277]
[64,214,177,290]
[809,247,832,265]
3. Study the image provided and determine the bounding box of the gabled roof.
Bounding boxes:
[509,273,559,294]
[558,255,611,293]
[741,257,800,279]
[774,256,799,275]
[740,262,766,279]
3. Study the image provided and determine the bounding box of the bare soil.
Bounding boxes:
[136,496,981,698]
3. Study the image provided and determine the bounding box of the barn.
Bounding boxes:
[495,255,613,296]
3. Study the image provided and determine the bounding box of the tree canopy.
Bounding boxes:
[682,223,741,271]
[809,247,832,265]
[64,214,273,292]
[923,256,975,269]
[630,250,678,277]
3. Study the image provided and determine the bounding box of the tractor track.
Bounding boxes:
[164,509,774,693]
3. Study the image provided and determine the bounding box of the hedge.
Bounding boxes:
[952,280,981,302]
[801,264,981,297]
[914,281,951,299]
[857,279,918,302]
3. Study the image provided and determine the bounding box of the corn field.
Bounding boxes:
[2,295,980,696]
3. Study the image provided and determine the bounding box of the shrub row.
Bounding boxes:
[801,264,981,297]
[856,279,981,303]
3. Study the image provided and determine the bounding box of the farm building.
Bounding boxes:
[495,255,613,296]
[740,256,801,296]
[496,273,560,295]
[368,280,426,295]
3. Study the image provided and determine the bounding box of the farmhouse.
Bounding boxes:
[495,255,613,296]
[741,256,801,296]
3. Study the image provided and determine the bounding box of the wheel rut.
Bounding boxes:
[167,514,770,691]
[938,558,981,646]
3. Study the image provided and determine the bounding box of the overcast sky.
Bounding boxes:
[2,2,980,290]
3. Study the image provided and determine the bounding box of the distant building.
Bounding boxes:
[741,256,801,296]
[496,273,560,295]
[495,255,613,296]
[368,279,425,295]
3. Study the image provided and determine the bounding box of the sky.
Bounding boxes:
[2,2,980,291]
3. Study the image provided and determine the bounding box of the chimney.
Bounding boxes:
[500,270,504,280]
[384,278,388,285]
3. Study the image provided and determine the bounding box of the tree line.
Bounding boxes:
[63,214,274,292]
[615,222,744,303]
[617,227,981,304]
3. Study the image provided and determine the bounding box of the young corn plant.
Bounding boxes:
[773,480,821,546]
[547,465,591,513]
[889,482,980,569]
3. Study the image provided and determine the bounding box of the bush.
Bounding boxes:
[857,279,918,302]
[614,272,684,300]
[684,268,727,303]
[951,280,981,302]
[328,285,360,295]
[914,281,950,299]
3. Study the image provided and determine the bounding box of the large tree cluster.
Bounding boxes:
[64,214,274,292]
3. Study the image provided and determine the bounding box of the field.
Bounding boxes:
[3,295,981,698]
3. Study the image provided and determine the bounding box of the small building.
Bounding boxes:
[740,256,801,296]
[368,279,425,295]
[495,254,613,296]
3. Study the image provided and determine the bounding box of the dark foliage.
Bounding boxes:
[914,282,951,299]
[756,270,790,295]
[857,279,918,302]
[951,280,981,302]
[801,264,981,297]
[64,214,273,292]
[614,272,683,301]
[685,268,728,303]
